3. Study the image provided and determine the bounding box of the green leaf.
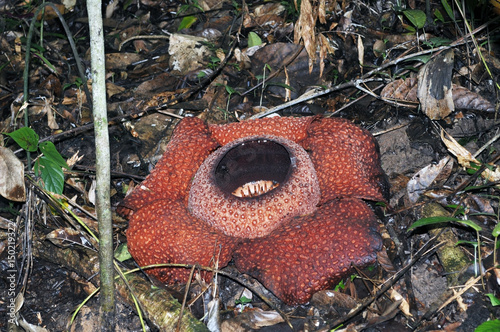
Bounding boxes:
[63,77,83,90]
[334,278,346,291]
[178,16,197,31]
[235,296,252,305]
[459,219,483,232]
[405,54,431,64]
[114,243,132,262]
[434,9,445,23]
[5,127,39,152]
[441,0,454,21]
[492,223,500,237]
[455,240,478,247]
[33,51,57,73]
[248,32,262,48]
[403,9,427,29]
[225,85,236,95]
[407,216,482,232]
[474,319,500,332]
[39,141,69,169]
[425,37,452,47]
[485,294,500,306]
[36,156,64,194]
[404,25,416,33]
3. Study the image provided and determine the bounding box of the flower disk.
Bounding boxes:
[188,135,321,239]
[121,116,389,305]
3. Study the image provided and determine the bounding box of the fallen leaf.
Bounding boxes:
[441,129,500,183]
[407,157,453,204]
[45,227,92,248]
[221,307,284,331]
[106,82,126,98]
[294,0,316,73]
[0,146,26,202]
[168,34,211,74]
[417,50,455,120]
[381,77,495,113]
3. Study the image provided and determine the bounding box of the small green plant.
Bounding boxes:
[408,215,483,270]
[456,240,481,276]
[178,16,197,31]
[334,274,357,291]
[474,319,500,332]
[402,9,427,32]
[5,127,68,194]
[178,0,203,14]
[235,295,252,305]
[207,56,221,70]
[63,77,84,90]
[216,83,240,116]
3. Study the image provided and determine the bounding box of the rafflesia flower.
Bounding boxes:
[119,115,389,304]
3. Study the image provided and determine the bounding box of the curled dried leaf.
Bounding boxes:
[417,50,455,120]
[380,77,418,101]
[377,249,397,274]
[0,146,26,202]
[451,85,495,112]
[381,78,496,115]
[294,0,316,73]
[45,227,92,248]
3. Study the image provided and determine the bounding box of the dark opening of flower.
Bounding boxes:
[215,138,290,197]
[188,135,321,239]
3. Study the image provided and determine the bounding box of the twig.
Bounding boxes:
[119,34,171,51]
[326,234,443,330]
[177,265,196,332]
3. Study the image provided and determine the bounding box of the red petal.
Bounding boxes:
[302,117,389,203]
[209,116,314,145]
[119,117,218,215]
[233,198,382,304]
[127,200,238,283]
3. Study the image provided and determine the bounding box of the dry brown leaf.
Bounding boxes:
[41,96,59,130]
[45,227,91,248]
[407,156,453,204]
[198,0,223,11]
[105,0,118,18]
[417,50,455,120]
[441,129,500,183]
[105,53,143,70]
[311,290,360,308]
[168,34,211,74]
[244,3,286,28]
[318,0,326,24]
[106,82,126,98]
[221,308,284,331]
[357,34,365,70]
[294,0,316,73]
[373,39,386,58]
[0,146,26,202]
[381,77,495,114]
[377,249,397,274]
[66,177,86,194]
[380,77,418,101]
[318,33,336,77]
[36,3,67,20]
[387,288,412,317]
[451,85,495,112]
